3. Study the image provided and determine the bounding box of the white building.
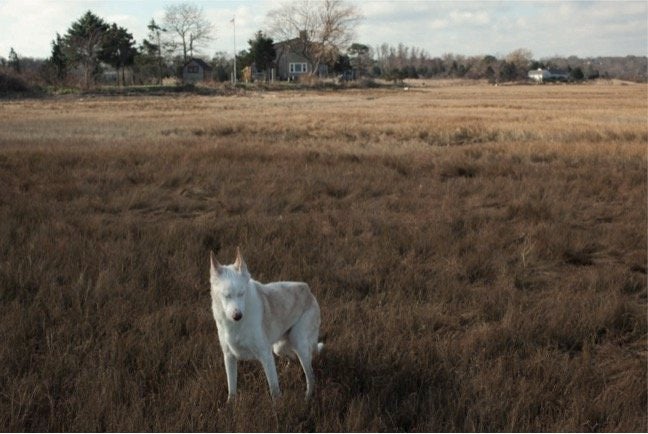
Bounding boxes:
[528,68,569,83]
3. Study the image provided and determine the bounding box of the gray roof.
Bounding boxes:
[185,58,213,71]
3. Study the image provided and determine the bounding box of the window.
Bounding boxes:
[187,65,199,73]
[289,63,308,74]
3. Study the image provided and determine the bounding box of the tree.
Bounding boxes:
[485,65,496,83]
[103,24,137,85]
[267,0,362,76]
[163,2,214,65]
[49,34,67,81]
[62,11,110,88]
[348,43,370,77]
[137,19,167,84]
[529,60,545,70]
[8,48,20,73]
[247,31,276,81]
[211,52,233,82]
[236,49,253,69]
[498,60,517,82]
[505,48,533,81]
[333,53,351,75]
[570,66,584,81]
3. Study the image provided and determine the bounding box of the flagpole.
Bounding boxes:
[232,16,237,85]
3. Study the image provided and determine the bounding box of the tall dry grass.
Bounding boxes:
[0,83,646,431]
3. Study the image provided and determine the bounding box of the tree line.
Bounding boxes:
[1,1,647,90]
[362,44,647,83]
[1,3,216,90]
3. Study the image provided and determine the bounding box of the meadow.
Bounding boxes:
[0,82,646,431]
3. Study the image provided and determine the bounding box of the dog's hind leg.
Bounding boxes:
[294,345,315,398]
[289,306,320,398]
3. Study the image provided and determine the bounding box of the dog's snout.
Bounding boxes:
[233,311,243,321]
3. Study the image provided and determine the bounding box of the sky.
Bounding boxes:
[0,0,646,60]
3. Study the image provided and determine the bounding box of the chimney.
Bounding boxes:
[299,30,308,41]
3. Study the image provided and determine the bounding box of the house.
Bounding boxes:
[182,58,213,83]
[273,32,329,81]
[528,68,569,83]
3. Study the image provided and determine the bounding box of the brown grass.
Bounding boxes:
[0,83,646,431]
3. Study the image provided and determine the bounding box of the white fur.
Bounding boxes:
[209,248,322,401]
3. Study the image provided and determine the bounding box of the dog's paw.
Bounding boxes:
[217,395,236,413]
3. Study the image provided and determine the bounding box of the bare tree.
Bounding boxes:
[505,48,533,80]
[163,2,214,64]
[267,0,362,76]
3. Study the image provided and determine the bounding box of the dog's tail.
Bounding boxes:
[316,333,327,355]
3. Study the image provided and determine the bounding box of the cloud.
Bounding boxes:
[202,2,274,55]
[0,0,89,57]
[448,10,490,26]
[355,0,647,58]
[504,0,648,57]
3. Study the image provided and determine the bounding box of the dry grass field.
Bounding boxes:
[0,83,646,432]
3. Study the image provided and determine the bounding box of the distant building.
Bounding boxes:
[528,68,569,83]
[182,58,213,83]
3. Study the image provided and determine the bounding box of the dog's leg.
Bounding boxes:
[295,347,315,399]
[289,304,320,399]
[223,351,237,403]
[258,350,281,399]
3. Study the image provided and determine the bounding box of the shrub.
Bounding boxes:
[0,69,30,94]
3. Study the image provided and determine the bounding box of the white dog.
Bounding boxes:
[209,248,322,401]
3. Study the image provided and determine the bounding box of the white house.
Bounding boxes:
[528,68,569,83]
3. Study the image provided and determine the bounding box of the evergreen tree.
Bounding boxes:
[62,11,110,88]
[49,34,67,81]
[247,31,276,81]
[103,24,137,85]
[570,66,585,81]
[8,48,20,73]
[333,54,351,75]
[143,19,166,84]
[348,43,371,77]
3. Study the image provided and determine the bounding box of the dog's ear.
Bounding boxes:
[233,246,248,275]
[210,250,222,277]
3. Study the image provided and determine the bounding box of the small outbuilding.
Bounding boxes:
[182,58,213,83]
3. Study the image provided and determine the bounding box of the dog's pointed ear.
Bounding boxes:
[210,250,222,276]
[234,246,248,275]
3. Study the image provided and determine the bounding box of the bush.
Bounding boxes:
[0,69,30,94]
[571,67,585,81]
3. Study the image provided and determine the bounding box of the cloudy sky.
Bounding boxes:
[0,0,646,60]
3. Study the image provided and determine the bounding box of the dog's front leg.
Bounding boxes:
[223,351,238,403]
[258,350,281,399]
